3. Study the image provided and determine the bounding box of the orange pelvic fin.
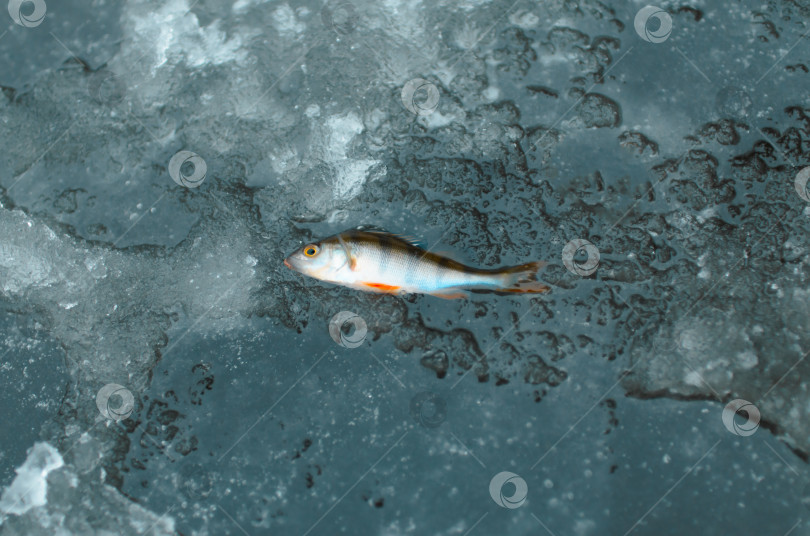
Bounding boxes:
[363,282,401,293]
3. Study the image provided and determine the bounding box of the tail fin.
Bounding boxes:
[494,261,550,294]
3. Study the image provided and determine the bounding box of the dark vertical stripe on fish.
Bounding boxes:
[365,232,382,274]
[436,256,455,287]
[377,233,393,275]
[401,243,418,286]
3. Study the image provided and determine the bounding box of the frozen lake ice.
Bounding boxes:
[0,0,809,534]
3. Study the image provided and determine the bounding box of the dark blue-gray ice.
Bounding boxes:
[0,0,809,535]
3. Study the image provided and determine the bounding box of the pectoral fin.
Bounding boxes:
[336,233,358,271]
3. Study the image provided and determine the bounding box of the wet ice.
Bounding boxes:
[0,0,808,534]
[0,442,62,518]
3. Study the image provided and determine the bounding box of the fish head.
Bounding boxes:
[283,240,346,281]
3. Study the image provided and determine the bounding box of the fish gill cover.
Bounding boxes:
[0,0,808,534]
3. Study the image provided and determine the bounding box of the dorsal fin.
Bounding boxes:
[390,233,426,249]
[354,224,388,232]
[353,226,426,249]
[350,227,425,249]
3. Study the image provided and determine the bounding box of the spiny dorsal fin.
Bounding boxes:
[355,224,390,234]
[354,226,426,249]
[391,233,426,249]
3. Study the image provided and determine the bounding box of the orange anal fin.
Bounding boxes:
[430,289,470,299]
[363,282,401,293]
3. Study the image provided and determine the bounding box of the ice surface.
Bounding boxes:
[0,442,62,518]
[0,0,808,534]
[0,442,174,535]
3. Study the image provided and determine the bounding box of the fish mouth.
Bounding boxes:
[283,259,292,269]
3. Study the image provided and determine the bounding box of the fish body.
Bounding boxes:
[283,229,550,299]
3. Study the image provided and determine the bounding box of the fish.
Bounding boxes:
[283,228,550,299]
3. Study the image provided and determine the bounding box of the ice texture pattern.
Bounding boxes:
[0,0,808,535]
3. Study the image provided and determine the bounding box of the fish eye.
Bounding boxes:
[303,244,319,257]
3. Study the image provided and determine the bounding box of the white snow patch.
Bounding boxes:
[678,329,699,351]
[698,206,718,220]
[456,0,494,11]
[272,3,306,35]
[233,0,267,14]
[509,10,540,28]
[84,256,108,279]
[454,21,489,50]
[421,110,455,129]
[736,350,758,370]
[538,52,573,66]
[267,146,299,177]
[128,0,248,73]
[697,252,711,279]
[0,243,54,294]
[321,113,378,201]
[325,113,364,152]
[483,86,500,101]
[0,442,64,519]
[684,370,704,387]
